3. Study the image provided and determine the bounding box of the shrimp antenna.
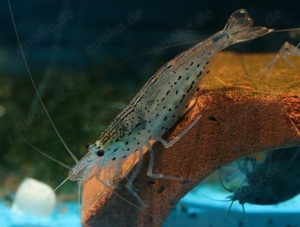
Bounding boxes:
[49,176,70,196]
[99,40,199,74]
[100,27,300,74]
[18,133,71,169]
[8,0,78,163]
[198,189,231,202]
[53,175,72,193]
[45,175,72,200]
[272,27,300,33]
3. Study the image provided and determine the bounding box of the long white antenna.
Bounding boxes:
[53,175,72,193]
[18,133,71,169]
[272,27,300,33]
[46,175,72,199]
[8,0,78,163]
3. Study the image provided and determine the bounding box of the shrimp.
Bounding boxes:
[12,0,296,210]
[261,41,300,73]
[66,9,275,206]
[204,147,299,222]
[9,6,276,207]
[9,1,300,225]
[228,147,300,206]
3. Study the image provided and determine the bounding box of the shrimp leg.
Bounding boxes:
[145,116,199,180]
[262,41,300,74]
[125,148,147,207]
[126,108,199,204]
[154,116,200,148]
[146,144,182,180]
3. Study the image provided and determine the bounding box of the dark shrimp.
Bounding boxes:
[228,147,300,206]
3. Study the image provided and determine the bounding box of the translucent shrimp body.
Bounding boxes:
[68,9,274,204]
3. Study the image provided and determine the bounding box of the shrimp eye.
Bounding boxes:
[96,149,104,157]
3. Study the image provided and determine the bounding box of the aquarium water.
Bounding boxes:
[1,184,300,226]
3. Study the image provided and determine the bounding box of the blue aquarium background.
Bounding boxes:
[1,0,300,226]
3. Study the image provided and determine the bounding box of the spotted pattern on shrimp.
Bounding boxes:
[66,9,274,205]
